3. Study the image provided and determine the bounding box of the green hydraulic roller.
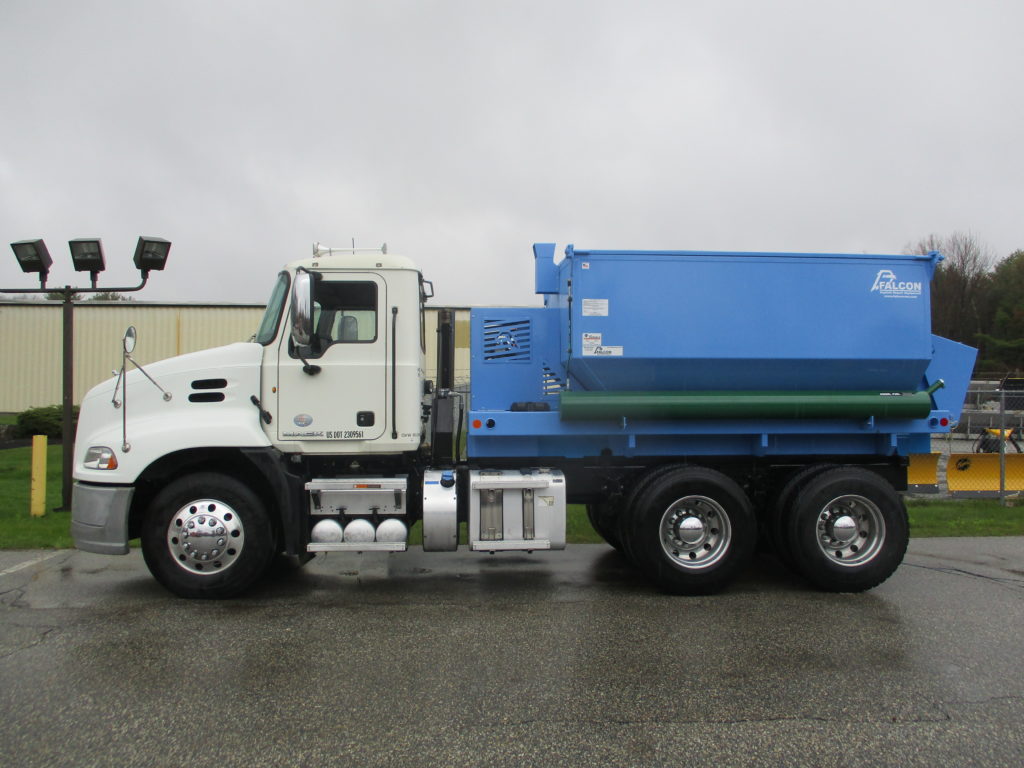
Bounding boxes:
[559,380,944,421]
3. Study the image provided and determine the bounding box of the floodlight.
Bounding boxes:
[10,239,53,274]
[69,238,106,273]
[133,236,171,272]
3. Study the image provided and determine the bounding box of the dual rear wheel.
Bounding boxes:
[614,465,756,595]
[597,464,907,595]
[779,467,908,592]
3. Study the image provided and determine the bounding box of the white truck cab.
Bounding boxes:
[71,246,442,596]
[257,249,426,455]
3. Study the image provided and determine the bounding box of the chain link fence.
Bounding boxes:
[914,380,1024,501]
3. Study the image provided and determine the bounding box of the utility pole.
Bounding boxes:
[4,236,171,510]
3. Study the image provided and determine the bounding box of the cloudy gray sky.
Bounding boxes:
[1,0,1021,308]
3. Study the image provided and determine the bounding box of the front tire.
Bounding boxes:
[784,467,908,592]
[626,466,756,595]
[141,472,277,599]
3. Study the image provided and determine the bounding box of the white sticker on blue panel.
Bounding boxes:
[582,332,623,356]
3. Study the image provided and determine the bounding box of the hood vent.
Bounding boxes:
[189,378,227,403]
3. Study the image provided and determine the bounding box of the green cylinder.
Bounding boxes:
[559,387,939,421]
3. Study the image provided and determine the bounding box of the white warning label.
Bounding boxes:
[581,298,609,317]
[582,332,623,356]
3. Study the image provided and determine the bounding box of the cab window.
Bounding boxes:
[291,280,378,359]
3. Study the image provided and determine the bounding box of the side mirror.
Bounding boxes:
[123,325,137,354]
[290,269,313,347]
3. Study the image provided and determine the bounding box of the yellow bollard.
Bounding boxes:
[30,434,47,517]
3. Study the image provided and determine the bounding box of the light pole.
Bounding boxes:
[4,236,171,510]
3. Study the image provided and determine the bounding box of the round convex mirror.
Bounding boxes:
[123,325,137,354]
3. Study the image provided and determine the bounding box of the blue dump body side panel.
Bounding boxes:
[564,249,936,392]
[468,245,978,460]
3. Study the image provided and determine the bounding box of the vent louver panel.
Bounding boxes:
[542,364,565,395]
[483,319,532,363]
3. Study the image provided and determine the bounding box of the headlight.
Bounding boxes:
[83,446,118,470]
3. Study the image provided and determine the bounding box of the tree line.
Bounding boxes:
[910,232,1024,374]
[0,291,133,302]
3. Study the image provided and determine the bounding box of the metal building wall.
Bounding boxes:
[0,302,264,412]
[0,302,471,412]
[0,303,64,412]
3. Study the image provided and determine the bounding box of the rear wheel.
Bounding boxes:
[616,464,685,567]
[141,472,277,599]
[767,464,835,571]
[784,467,908,592]
[625,466,756,595]
[586,501,623,551]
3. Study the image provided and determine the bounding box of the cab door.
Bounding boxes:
[275,272,387,442]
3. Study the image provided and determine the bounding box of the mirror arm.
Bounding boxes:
[300,355,321,376]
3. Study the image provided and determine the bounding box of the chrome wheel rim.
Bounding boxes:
[659,495,732,570]
[814,495,884,566]
[166,499,244,575]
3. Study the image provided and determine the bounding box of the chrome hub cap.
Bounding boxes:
[830,515,858,545]
[659,495,732,570]
[167,499,244,575]
[815,495,884,566]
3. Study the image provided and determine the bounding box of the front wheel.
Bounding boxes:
[784,467,908,592]
[625,466,756,595]
[141,472,277,599]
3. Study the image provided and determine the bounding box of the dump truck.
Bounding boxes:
[70,242,977,598]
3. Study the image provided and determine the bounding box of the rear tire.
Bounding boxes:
[586,501,623,551]
[626,466,756,595]
[784,467,908,592]
[616,464,685,567]
[141,472,277,599]
[767,464,835,571]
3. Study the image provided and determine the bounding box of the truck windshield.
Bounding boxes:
[255,271,290,345]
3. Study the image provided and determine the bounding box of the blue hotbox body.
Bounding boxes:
[467,244,977,460]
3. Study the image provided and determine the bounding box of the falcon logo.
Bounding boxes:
[871,269,922,298]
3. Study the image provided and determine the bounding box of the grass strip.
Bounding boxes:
[905,498,1024,537]
[0,444,72,549]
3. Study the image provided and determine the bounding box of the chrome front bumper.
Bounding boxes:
[71,482,134,555]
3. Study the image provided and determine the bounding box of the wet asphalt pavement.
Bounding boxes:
[1,540,1022,767]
